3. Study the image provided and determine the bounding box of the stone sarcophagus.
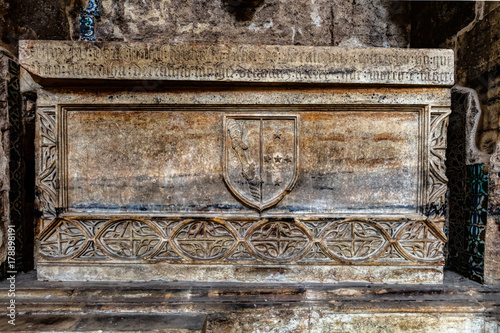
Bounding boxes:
[20,41,454,283]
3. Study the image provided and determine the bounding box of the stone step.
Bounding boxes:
[1,271,499,332]
[1,313,207,333]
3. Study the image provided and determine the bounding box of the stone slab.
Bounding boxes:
[0,314,207,332]
[37,263,444,284]
[19,41,454,86]
[63,106,421,215]
[0,271,498,333]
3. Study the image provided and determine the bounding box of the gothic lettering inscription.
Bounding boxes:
[19,41,455,86]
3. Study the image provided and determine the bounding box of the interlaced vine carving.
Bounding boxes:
[427,110,451,219]
[39,219,87,259]
[247,220,311,261]
[396,221,445,262]
[37,107,58,225]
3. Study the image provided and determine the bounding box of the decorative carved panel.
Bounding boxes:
[426,108,452,220]
[38,218,445,265]
[36,107,57,229]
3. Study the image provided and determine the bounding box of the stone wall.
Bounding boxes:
[95,0,410,47]
[0,52,10,280]
[486,143,500,285]
[0,52,33,281]
[0,0,410,53]
[412,2,500,155]
[412,2,500,284]
[0,0,80,56]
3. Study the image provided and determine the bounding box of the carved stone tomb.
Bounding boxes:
[20,41,454,283]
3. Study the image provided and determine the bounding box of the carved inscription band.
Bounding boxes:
[20,41,454,86]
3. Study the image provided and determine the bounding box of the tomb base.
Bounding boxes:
[1,271,498,333]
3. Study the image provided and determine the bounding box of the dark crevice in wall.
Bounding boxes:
[410,2,476,48]
[222,0,265,21]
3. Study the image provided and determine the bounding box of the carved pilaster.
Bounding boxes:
[427,108,451,220]
[36,107,57,232]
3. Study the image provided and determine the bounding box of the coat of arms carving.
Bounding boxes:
[223,115,299,211]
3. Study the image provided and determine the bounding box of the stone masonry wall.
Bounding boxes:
[0,0,410,54]
[95,0,410,47]
[0,52,10,280]
[412,2,500,284]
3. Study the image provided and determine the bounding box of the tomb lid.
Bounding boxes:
[19,40,454,86]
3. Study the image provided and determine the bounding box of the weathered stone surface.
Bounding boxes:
[37,263,443,284]
[64,108,419,214]
[96,0,410,48]
[451,86,490,165]
[410,2,477,48]
[33,86,451,281]
[410,1,500,286]
[456,6,500,155]
[0,270,498,332]
[0,52,9,278]
[0,314,207,332]
[484,1,500,18]
[485,142,500,285]
[446,86,492,281]
[0,0,79,56]
[19,41,455,86]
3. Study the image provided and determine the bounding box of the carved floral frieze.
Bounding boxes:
[38,217,446,264]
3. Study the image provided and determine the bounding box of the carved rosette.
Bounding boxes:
[319,221,389,263]
[95,219,162,260]
[38,218,446,265]
[39,219,88,259]
[171,220,238,261]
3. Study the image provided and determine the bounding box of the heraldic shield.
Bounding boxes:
[223,115,299,211]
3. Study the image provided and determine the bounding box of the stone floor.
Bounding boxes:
[0,270,499,332]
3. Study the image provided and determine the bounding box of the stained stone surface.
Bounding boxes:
[96,0,410,48]
[0,270,499,333]
[0,314,207,332]
[0,52,9,277]
[0,0,411,56]
[65,108,420,215]
[456,6,500,156]
[486,142,500,285]
[21,42,453,283]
